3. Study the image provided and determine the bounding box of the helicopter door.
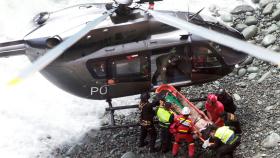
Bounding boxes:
[151,45,192,86]
[191,44,224,82]
[107,53,151,98]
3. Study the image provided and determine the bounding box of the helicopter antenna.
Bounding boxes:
[189,7,204,21]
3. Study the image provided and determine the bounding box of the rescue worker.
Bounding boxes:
[156,100,174,153]
[169,107,201,158]
[220,112,242,134]
[138,92,157,152]
[216,89,236,114]
[205,94,224,127]
[148,0,155,9]
[206,125,241,158]
[152,47,191,84]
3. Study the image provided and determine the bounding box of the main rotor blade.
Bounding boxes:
[148,10,280,65]
[8,9,115,86]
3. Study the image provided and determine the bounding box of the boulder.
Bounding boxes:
[221,13,233,22]
[258,71,272,83]
[231,5,255,14]
[248,73,258,80]
[233,94,241,101]
[238,68,247,77]
[272,9,280,20]
[277,3,280,9]
[259,0,273,8]
[245,16,258,25]
[242,25,258,40]
[262,2,275,15]
[121,152,138,158]
[268,45,280,52]
[264,24,278,34]
[247,67,259,73]
[262,34,276,46]
[241,56,254,66]
[262,132,280,148]
[235,23,248,31]
[251,0,260,3]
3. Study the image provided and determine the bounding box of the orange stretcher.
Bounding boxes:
[155,84,212,131]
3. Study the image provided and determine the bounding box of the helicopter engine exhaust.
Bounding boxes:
[46,35,62,48]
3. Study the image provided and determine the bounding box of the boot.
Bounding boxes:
[161,143,168,153]
[172,142,180,156]
[188,143,195,158]
[149,147,158,153]
[138,141,148,147]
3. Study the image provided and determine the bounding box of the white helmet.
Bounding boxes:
[115,0,133,5]
[181,107,191,115]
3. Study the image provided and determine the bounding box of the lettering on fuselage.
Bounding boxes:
[90,85,108,95]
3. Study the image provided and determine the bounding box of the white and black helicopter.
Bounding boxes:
[1,0,280,128]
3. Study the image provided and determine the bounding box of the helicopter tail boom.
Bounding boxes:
[0,40,26,57]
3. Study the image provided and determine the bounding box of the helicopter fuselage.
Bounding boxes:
[20,3,247,100]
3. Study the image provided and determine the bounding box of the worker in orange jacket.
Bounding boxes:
[169,107,201,158]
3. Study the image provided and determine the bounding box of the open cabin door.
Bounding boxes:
[151,45,192,86]
[106,52,151,98]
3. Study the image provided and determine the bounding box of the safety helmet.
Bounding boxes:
[140,92,150,101]
[217,89,226,96]
[207,94,217,104]
[169,55,180,66]
[181,107,191,115]
[164,102,172,108]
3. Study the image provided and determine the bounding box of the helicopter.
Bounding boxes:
[1,0,280,128]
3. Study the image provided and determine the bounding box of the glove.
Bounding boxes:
[206,122,212,126]
[202,138,210,149]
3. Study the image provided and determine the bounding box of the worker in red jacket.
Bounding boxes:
[205,94,224,127]
[169,107,201,158]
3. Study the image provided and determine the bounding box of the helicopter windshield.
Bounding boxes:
[87,61,107,79]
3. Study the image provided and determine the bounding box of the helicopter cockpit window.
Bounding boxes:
[87,61,107,79]
[192,46,221,68]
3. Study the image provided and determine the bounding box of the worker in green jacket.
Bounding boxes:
[156,94,174,153]
[205,125,241,158]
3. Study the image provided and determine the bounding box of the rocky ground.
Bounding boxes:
[52,1,280,158]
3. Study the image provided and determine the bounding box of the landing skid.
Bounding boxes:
[100,99,139,130]
[100,97,207,130]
